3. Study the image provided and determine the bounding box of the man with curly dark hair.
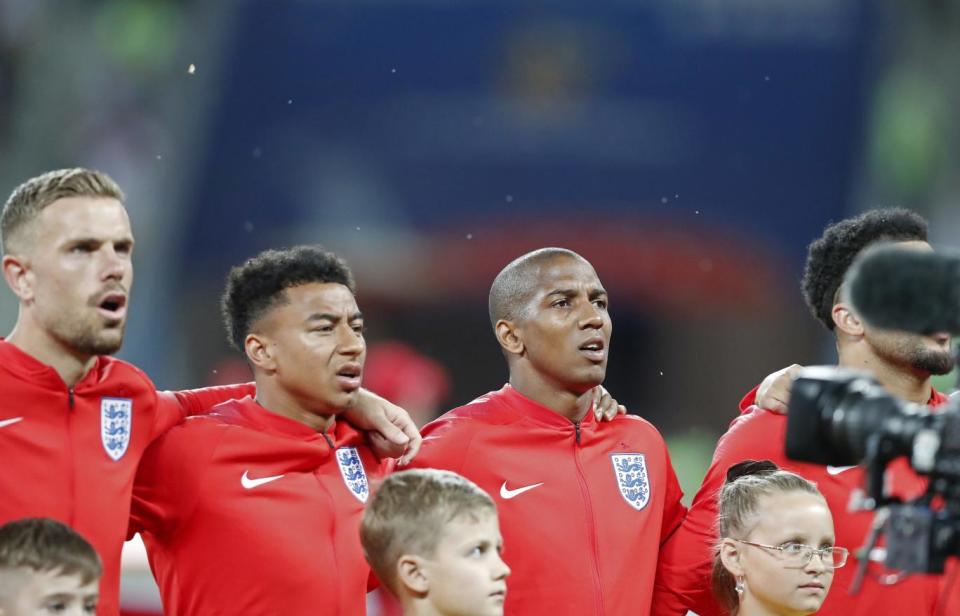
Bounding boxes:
[653,208,960,616]
[128,245,389,615]
[799,208,953,379]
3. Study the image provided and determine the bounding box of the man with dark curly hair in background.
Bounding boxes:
[653,208,960,616]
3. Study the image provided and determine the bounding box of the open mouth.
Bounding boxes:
[578,337,606,362]
[335,364,362,391]
[97,293,127,321]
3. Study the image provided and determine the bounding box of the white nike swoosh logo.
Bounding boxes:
[0,417,23,429]
[499,481,544,500]
[826,465,858,476]
[241,470,285,489]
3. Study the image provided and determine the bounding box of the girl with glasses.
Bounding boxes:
[713,460,848,616]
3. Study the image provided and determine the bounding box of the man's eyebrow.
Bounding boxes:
[306,311,364,321]
[306,313,340,322]
[544,288,607,299]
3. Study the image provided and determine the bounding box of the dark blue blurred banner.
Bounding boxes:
[183,0,875,285]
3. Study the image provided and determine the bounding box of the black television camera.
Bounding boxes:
[785,245,960,575]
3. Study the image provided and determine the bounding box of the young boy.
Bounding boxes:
[361,469,510,616]
[0,518,102,616]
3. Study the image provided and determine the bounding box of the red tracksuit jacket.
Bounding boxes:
[129,396,385,616]
[411,384,686,616]
[0,340,253,616]
[652,386,960,616]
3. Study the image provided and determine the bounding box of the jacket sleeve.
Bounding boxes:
[408,415,475,475]
[938,559,960,615]
[660,444,687,545]
[652,450,727,616]
[653,406,785,616]
[129,423,214,539]
[152,383,256,437]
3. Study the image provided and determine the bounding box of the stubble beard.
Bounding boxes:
[50,315,125,357]
[874,333,955,377]
[910,347,955,376]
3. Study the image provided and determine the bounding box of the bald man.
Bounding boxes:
[410,247,686,616]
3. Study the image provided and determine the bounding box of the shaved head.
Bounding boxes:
[488,248,587,327]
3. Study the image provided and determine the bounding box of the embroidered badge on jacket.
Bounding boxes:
[101,397,132,461]
[611,453,650,510]
[336,447,369,502]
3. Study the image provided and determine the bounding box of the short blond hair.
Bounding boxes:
[0,518,102,585]
[360,469,496,592]
[1,168,124,254]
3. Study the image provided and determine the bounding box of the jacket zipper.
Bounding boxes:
[314,433,341,616]
[67,388,77,525]
[572,419,606,615]
[322,433,335,449]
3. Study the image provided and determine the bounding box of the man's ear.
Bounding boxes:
[832,302,864,337]
[397,554,430,595]
[495,319,524,356]
[244,331,277,372]
[2,254,34,302]
[719,538,745,577]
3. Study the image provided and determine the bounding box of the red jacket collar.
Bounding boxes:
[0,338,106,390]
[499,383,597,429]
[211,395,357,443]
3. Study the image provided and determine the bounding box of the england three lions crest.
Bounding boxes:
[611,453,650,511]
[336,447,369,503]
[101,397,132,461]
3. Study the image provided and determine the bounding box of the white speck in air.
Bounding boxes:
[505,195,514,203]
[243,221,254,232]
[187,64,196,74]
[287,99,293,105]
[660,197,668,204]
[466,233,473,240]
[252,147,262,159]
[659,371,664,376]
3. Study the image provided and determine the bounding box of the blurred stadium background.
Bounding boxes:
[2,0,959,613]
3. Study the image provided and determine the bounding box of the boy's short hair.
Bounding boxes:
[360,469,496,592]
[0,518,102,585]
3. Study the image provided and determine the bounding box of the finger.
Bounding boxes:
[368,432,404,460]
[766,395,789,414]
[377,413,411,447]
[596,398,614,421]
[398,434,422,466]
[603,402,617,421]
[593,387,604,420]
